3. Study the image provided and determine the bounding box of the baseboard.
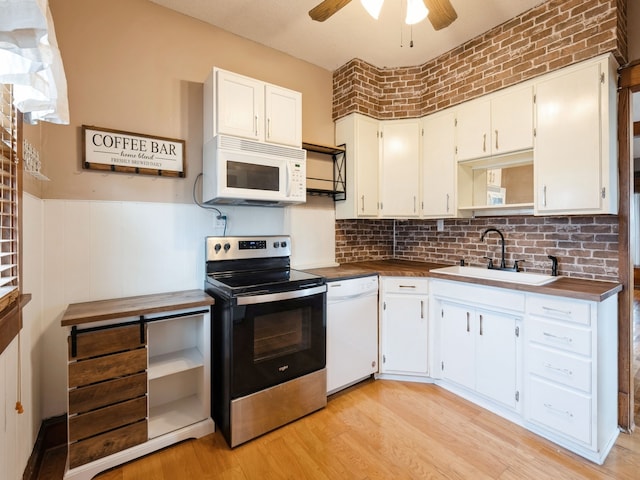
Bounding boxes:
[23,414,67,480]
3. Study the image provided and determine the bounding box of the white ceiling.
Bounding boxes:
[149,0,544,71]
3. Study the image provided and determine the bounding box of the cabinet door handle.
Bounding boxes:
[483,133,486,152]
[466,311,470,332]
[420,300,424,319]
[543,403,574,418]
[255,114,259,137]
[414,196,416,213]
[361,195,365,212]
[543,185,547,207]
[446,193,450,212]
[495,129,499,150]
[267,117,271,139]
[543,332,573,344]
[479,314,483,335]
[543,362,573,377]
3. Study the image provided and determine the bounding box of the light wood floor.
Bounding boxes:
[38,292,640,480]
[84,379,639,480]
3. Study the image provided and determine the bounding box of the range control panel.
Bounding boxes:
[206,235,291,260]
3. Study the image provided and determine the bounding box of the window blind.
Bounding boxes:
[0,83,19,311]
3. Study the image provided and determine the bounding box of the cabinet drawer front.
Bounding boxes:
[68,419,147,469]
[69,396,147,442]
[528,377,591,444]
[526,295,590,325]
[383,278,429,294]
[69,324,145,360]
[69,372,147,415]
[528,345,591,392]
[68,348,147,388]
[527,318,591,356]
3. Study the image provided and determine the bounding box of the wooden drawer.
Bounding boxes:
[527,295,590,326]
[527,344,591,392]
[68,348,147,388]
[69,372,147,415]
[383,277,429,294]
[528,376,591,445]
[527,317,591,356]
[69,323,145,360]
[68,419,147,469]
[69,396,147,442]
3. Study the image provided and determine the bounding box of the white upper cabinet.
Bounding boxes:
[335,113,380,219]
[421,109,456,217]
[204,68,302,147]
[380,119,421,217]
[456,97,491,161]
[456,85,534,162]
[264,84,302,146]
[534,55,617,214]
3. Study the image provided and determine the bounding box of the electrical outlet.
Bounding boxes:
[215,217,226,229]
[436,219,445,232]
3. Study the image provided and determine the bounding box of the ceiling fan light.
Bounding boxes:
[405,0,429,25]
[360,0,384,20]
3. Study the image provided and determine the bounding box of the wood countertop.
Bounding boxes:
[306,260,621,302]
[61,289,214,327]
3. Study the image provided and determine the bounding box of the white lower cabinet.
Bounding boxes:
[523,293,619,463]
[433,280,523,411]
[441,303,520,409]
[379,277,429,376]
[62,292,214,480]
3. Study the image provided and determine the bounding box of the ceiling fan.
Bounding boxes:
[309,0,458,30]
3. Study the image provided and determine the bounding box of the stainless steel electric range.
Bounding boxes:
[205,235,327,447]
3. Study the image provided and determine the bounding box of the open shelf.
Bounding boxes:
[148,394,206,439]
[303,142,346,201]
[148,347,203,380]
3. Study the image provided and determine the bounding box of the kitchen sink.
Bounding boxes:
[430,265,558,286]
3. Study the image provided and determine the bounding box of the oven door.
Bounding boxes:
[231,285,326,398]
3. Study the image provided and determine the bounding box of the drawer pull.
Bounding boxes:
[543,403,574,418]
[543,362,573,376]
[543,332,573,344]
[399,285,416,289]
[542,306,572,316]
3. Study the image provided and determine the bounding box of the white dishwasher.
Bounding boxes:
[326,275,379,395]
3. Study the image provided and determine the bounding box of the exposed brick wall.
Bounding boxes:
[332,0,627,120]
[336,216,619,282]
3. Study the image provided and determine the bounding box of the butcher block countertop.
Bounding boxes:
[61,289,214,327]
[306,260,622,303]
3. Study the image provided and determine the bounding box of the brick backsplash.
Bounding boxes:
[332,0,627,120]
[336,216,619,282]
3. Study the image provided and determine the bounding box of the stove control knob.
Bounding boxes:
[214,243,221,253]
[281,241,287,248]
[273,241,280,248]
[224,243,231,252]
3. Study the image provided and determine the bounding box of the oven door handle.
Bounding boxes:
[236,285,327,305]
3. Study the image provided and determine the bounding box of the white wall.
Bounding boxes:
[36,197,334,418]
[1,193,44,480]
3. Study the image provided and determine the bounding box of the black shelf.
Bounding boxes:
[302,142,346,201]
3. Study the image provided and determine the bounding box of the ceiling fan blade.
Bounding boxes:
[309,0,353,22]
[424,0,458,30]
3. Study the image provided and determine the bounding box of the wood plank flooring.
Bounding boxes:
[37,290,640,480]
[84,380,639,480]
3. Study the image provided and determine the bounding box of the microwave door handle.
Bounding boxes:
[285,161,292,196]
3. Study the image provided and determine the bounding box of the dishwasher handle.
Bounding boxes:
[328,291,377,302]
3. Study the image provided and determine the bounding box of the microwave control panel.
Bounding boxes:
[288,159,306,200]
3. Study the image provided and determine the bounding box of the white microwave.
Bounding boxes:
[203,135,306,206]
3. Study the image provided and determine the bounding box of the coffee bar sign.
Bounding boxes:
[82,125,185,177]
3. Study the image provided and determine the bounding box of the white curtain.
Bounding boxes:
[0,0,69,124]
